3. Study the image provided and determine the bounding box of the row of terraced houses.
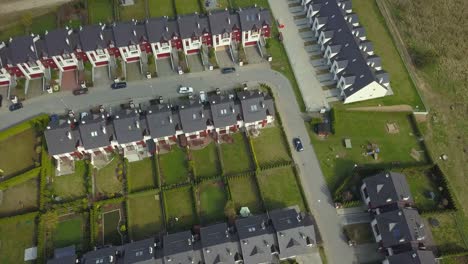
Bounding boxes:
[44,89,274,172]
[0,7,271,97]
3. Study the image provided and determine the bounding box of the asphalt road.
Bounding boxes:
[0,63,357,263]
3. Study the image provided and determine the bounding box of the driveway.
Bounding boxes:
[126,62,142,81]
[269,0,329,112]
[26,78,44,99]
[244,46,264,64]
[61,70,78,91]
[93,66,110,87]
[187,54,204,73]
[156,58,175,77]
[216,49,235,68]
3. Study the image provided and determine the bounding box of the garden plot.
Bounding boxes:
[0,213,37,263]
[127,193,164,240]
[0,177,39,217]
[164,187,196,231]
[196,181,227,223]
[0,128,40,178]
[159,147,189,185]
[52,161,87,201]
[251,125,291,166]
[191,143,220,179]
[127,157,157,192]
[94,157,125,199]
[220,133,253,175]
[228,176,263,214]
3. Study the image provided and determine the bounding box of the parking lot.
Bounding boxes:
[156,58,175,77]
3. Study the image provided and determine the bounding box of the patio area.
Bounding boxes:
[124,144,149,162]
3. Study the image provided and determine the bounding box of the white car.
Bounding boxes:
[178,86,194,94]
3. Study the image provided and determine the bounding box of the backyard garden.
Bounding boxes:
[220,133,253,175]
[159,146,189,185]
[94,157,125,199]
[163,186,197,231]
[0,213,37,263]
[251,125,291,166]
[196,180,227,224]
[228,175,263,214]
[51,161,87,201]
[126,157,157,192]
[190,142,220,179]
[127,192,164,240]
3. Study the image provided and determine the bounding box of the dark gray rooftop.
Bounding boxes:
[47,246,77,264]
[269,208,316,259]
[145,17,180,43]
[112,21,140,47]
[5,35,39,65]
[208,10,241,35]
[112,109,147,144]
[122,237,155,264]
[163,231,202,264]
[42,28,74,56]
[178,100,208,134]
[387,250,436,264]
[78,24,108,52]
[78,114,114,150]
[362,172,413,208]
[236,89,275,123]
[177,14,211,39]
[208,94,239,128]
[44,119,81,156]
[375,208,426,248]
[146,104,176,139]
[235,214,278,264]
[237,7,271,32]
[81,246,119,264]
[200,222,243,264]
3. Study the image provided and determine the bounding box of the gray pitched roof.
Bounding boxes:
[178,100,208,134]
[177,14,211,39]
[145,17,180,43]
[146,104,176,139]
[200,222,243,264]
[112,109,147,144]
[235,214,278,264]
[208,10,241,35]
[387,250,436,264]
[122,238,155,264]
[47,246,77,264]
[163,231,202,264]
[375,208,426,248]
[42,28,75,56]
[44,119,81,156]
[112,21,140,47]
[362,172,413,208]
[0,44,8,68]
[78,24,108,52]
[78,114,114,150]
[208,94,239,128]
[81,246,120,264]
[236,89,275,123]
[237,7,271,32]
[269,208,316,259]
[5,35,39,65]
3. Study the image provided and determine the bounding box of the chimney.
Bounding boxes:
[257,13,261,21]
[261,220,266,230]
[100,33,104,40]
[66,38,70,46]
[135,120,140,128]
[30,45,34,52]
[102,126,107,134]
[66,131,72,139]
[187,238,192,246]
[201,112,205,118]
[133,30,137,36]
[197,22,200,29]
[169,116,173,123]
[297,214,302,222]
[166,26,169,32]
[228,17,231,24]
[225,229,229,238]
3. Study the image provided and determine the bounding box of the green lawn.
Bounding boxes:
[127,158,157,192]
[53,216,84,249]
[120,0,147,21]
[0,178,39,217]
[52,161,87,200]
[103,210,122,245]
[424,212,468,255]
[228,176,263,214]
[343,223,375,244]
[164,187,196,231]
[197,181,227,223]
[252,125,291,166]
[88,0,114,24]
[400,167,441,212]
[348,0,424,110]
[310,110,428,191]
[127,193,164,240]
[220,133,253,175]
[30,13,57,35]
[0,128,38,178]
[191,143,220,178]
[148,0,175,17]
[95,157,124,198]
[0,213,37,263]
[215,0,230,9]
[258,166,306,211]
[174,0,201,15]
[232,0,269,8]
[0,23,25,42]
[159,147,189,185]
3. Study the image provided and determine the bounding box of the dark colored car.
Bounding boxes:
[9,102,23,112]
[221,67,236,74]
[73,88,88,95]
[293,137,304,152]
[111,82,127,89]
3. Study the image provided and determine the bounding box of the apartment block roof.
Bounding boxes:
[237,7,271,32]
[236,89,275,123]
[178,100,209,134]
[78,113,114,150]
[78,24,109,52]
[375,208,426,248]
[112,109,147,144]
[44,119,81,156]
[146,104,177,139]
[363,172,413,208]
[177,14,211,39]
[386,250,436,264]
[200,222,243,264]
[5,35,39,65]
[208,10,241,35]
[208,94,239,128]
[145,17,180,43]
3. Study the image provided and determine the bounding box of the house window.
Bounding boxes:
[250,105,258,111]
[220,109,227,115]
[222,32,229,39]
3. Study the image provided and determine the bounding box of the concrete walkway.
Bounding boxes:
[337,206,373,225]
[269,0,329,112]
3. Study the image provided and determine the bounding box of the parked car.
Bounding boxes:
[221,67,236,74]
[178,86,194,94]
[73,88,88,95]
[111,82,127,89]
[293,137,304,152]
[9,102,23,112]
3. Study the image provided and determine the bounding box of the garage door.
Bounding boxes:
[187,49,200,54]
[157,53,171,59]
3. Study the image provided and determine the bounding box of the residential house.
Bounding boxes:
[163,231,203,264]
[112,21,143,63]
[112,109,150,158]
[200,222,243,264]
[177,14,212,54]
[208,9,241,50]
[146,17,181,60]
[178,100,211,139]
[44,118,82,169]
[208,93,241,134]
[78,24,112,68]
[361,172,413,211]
[236,89,275,129]
[46,246,77,264]
[237,7,271,47]
[371,208,426,252]
[121,238,156,264]
[38,28,79,72]
[269,208,316,260]
[81,246,120,264]
[235,214,278,264]
[383,250,436,264]
[303,0,390,104]
[145,103,178,145]
[0,67,10,89]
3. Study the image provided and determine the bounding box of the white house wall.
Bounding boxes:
[343,81,388,104]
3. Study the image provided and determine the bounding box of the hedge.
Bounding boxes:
[127,188,160,198]
[247,135,260,174]
[0,167,41,190]
[0,211,38,224]
[0,114,49,142]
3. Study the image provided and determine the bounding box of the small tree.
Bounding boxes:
[224,200,237,222]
